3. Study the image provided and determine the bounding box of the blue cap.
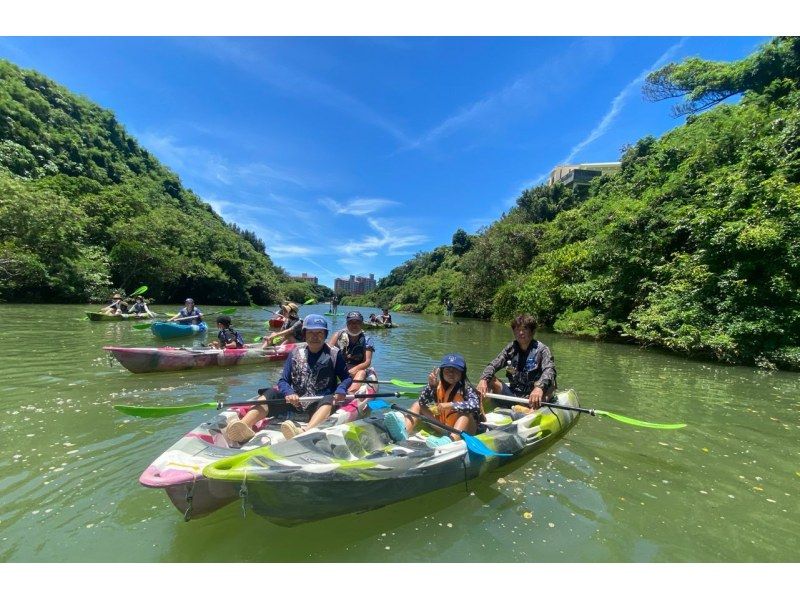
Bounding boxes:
[346,311,364,322]
[439,353,466,372]
[302,314,328,331]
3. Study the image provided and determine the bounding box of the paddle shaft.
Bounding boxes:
[223,391,406,410]
[484,392,594,416]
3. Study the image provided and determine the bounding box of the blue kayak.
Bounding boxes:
[151,321,208,339]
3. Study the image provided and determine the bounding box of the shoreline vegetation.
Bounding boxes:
[2,37,799,370]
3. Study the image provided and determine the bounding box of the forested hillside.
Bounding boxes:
[0,59,326,305]
[353,37,800,369]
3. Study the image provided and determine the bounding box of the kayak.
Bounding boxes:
[138,373,380,520]
[267,316,285,329]
[86,311,153,322]
[363,322,398,330]
[201,389,579,525]
[105,342,301,374]
[151,321,208,339]
[324,312,339,316]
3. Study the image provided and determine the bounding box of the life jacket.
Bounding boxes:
[434,381,466,428]
[505,340,546,395]
[132,303,147,314]
[335,329,369,367]
[178,307,202,325]
[289,345,342,398]
[218,327,244,349]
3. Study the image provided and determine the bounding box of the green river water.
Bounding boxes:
[1,304,798,562]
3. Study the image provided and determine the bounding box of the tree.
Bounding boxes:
[451,228,473,255]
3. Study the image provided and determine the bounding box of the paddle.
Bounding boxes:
[127,285,148,298]
[114,391,418,419]
[367,399,511,458]
[484,392,686,430]
[132,307,237,330]
[303,298,316,305]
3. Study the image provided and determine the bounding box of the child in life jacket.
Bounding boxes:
[383,353,482,448]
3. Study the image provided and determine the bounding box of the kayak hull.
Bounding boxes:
[86,311,153,322]
[203,389,579,525]
[139,375,380,519]
[362,322,397,330]
[151,321,208,339]
[105,343,298,374]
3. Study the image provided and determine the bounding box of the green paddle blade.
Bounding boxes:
[129,285,148,296]
[391,304,402,311]
[303,298,315,305]
[595,410,686,429]
[389,378,425,388]
[114,402,217,418]
[254,336,263,342]
[132,322,153,330]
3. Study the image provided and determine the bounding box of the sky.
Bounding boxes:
[0,36,771,288]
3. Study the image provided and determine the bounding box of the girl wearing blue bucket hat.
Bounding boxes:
[383,353,482,448]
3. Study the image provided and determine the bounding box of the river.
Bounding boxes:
[0,304,798,562]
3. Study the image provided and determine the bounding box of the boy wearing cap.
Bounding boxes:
[211,315,245,349]
[383,353,482,448]
[224,314,352,443]
[328,311,376,392]
[262,302,303,347]
[168,298,203,325]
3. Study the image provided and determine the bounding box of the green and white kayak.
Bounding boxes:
[202,389,580,525]
[86,311,153,322]
[362,321,397,330]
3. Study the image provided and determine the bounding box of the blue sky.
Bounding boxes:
[0,36,770,288]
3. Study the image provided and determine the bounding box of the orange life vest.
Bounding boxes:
[434,382,465,427]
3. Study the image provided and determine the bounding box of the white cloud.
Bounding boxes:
[341,217,427,256]
[319,197,399,216]
[561,38,688,164]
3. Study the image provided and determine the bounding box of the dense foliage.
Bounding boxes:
[358,37,800,369]
[0,59,328,305]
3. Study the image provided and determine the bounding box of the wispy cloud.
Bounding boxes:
[183,38,411,145]
[341,217,428,256]
[319,197,399,216]
[561,38,688,164]
[402,39,614,152]
[137,131,308,190]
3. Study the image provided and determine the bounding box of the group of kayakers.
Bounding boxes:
[219,308,555,449]
[106,291,555,450]
[101,293,153,317]
[223,309,377,443]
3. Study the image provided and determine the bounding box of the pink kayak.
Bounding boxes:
[105,343,301,374]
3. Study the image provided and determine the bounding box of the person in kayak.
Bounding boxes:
[383,353,482,448]
[224,314,352,444]
[101,293,129,315]
[168,298,203,326]
[476,314,556,410]
[130,295,153,317]
[262,302,302,347]
[211,315,245,349]
[328,311,376,393]
[377,307,393,325]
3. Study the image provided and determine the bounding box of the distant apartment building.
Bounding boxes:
[548,162,621,193]
[334,274,376,296]
[290,272,318,285]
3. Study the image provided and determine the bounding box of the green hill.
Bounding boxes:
[353,37,800,369]
[0,59,327,305]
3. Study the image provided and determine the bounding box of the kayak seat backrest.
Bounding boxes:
[325,422,388,460]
